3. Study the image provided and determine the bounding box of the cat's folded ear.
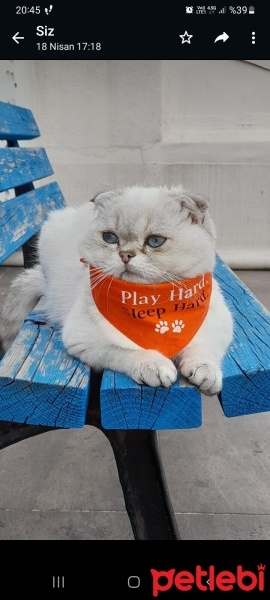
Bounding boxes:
[179,191,209,225]
[90,190,118,208]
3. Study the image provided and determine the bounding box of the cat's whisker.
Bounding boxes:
[155,269,189,288]
[106,275,115,311]
[90,272,111,290]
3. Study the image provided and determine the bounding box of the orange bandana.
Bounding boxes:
[89,266,212,358]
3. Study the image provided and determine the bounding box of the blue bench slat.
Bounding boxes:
[214,257,270,417]
[0,101,40,140]
[0,182,65,264]
[0,312,90,428]
[100,370,201,429]
[0,147,53,192]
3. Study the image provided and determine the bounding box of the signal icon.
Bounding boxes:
[219,6,226,13]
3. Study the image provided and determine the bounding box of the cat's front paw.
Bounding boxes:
[179,357,222,396]
[133,351,178,388]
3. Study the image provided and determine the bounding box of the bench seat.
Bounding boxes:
[1,257,269,430]
[216,257,270,417]
[0,311,90,428]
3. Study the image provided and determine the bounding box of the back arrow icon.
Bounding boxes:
[12,32,24,44]
[214,32,229,43]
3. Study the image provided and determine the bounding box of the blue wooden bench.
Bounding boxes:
[0,100,270,540]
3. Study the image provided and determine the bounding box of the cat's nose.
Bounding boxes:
[119,250,135,264]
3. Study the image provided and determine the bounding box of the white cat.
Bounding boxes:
[0,185,233,395]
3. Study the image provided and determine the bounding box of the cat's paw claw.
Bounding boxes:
[180,358,222,396]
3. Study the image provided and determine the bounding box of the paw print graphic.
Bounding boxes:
[155,320,169,334]
[171,319,185,333]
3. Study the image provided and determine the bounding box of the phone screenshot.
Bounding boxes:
[0,1,269,596]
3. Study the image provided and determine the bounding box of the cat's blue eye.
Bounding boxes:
[102,231,119,244]
[146,235,166,248]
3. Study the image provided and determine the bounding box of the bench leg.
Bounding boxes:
[0,421,53,450]
[102,428,181,540]
[86,372,181,540]
[0,374,181,540]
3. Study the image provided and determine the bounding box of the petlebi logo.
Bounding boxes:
[150,564,266,595]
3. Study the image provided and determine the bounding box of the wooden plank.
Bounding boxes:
[0,147,53,192]
[0,101,40,140]
[215,256,270,417]
[100,370,201,430]
[0,312,90,428]
[0,182,65,264]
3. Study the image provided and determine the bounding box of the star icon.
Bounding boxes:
[179,31,193,44]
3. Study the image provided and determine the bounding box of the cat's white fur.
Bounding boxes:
[0,185,233,395]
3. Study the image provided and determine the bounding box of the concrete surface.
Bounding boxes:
[0,266,270,540]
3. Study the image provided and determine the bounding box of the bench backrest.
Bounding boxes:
[0,101,91,429]
[0,101,65,265]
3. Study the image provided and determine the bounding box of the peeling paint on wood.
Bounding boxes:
[0,182,65,263]
[0,101,40,140]
[0,147,53,192]
[215,257,270,417]
[0,313,90,428]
